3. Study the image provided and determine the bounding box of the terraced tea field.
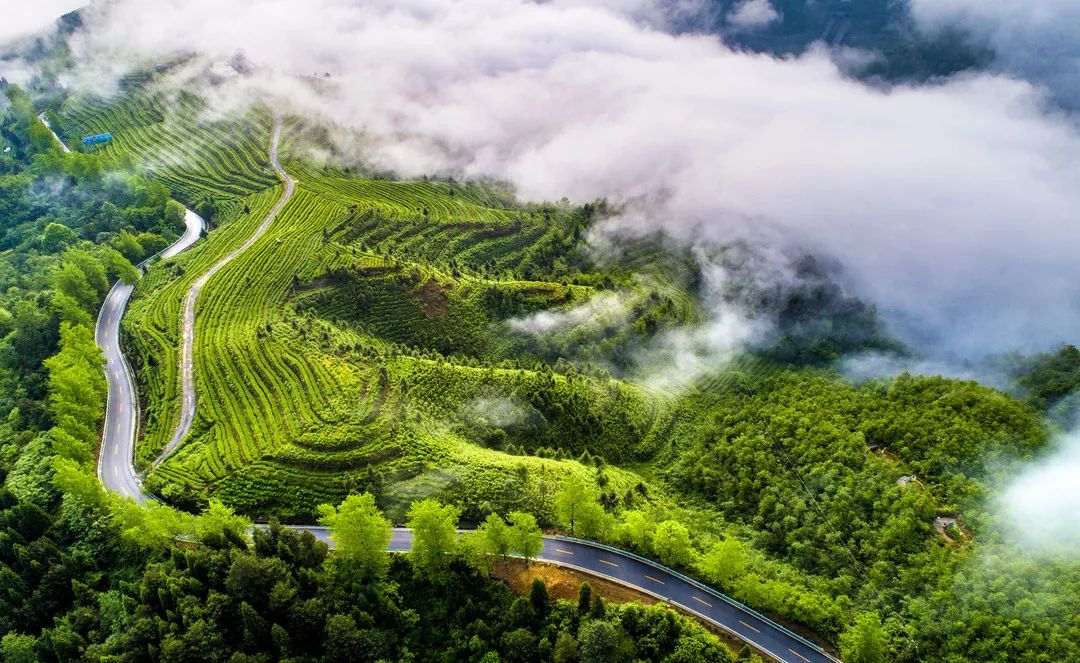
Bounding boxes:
[59,92,278,204]
[60,90,690,519]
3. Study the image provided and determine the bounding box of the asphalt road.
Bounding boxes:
[289,526,837,663]
[44,109,206,503]
[83,112,840,662]
[96,208,205,503]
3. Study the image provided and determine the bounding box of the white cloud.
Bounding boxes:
[509,292,630,335]
[911,0,1080,108]
[633,254,765,391]
[0,1,82,46]
[1000,430,1080,555]
[466,396,528,428]
[726,0,779,30]
[840,351,1013,391]
[40,0,1080,360]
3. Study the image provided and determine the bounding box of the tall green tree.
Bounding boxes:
[553,632,579,663]
[477,512,511,558]
[617,510,653,553]
[50,248,108,313]
[51,456,107,509]
[652,520,693,568]
[840,612,887,663]
[195,499,252,547]
[113,230,144,263]
[578,621,632,663]
[507,511,543,564]
[530,578,550,619]
[461,531,494,576]
[699,538,747,588]
[44,322,106,464]
[40,222,76,253]
[578,582,592,615]
[317,493,392,578]
[555,474,608,537]
[101,246,140,284]
[0,633,37,663]
[406,498,461,582]
[111,498,194,549]
[555,474,592,535]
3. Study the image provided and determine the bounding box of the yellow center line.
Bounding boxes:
[554,548,574,555]
[598,559,619,567]
[692,596,712,608]
[739,620,760,633]
[789,649,812,663]
[644,575,665,585]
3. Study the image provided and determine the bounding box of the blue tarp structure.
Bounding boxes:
[82,132,112,146]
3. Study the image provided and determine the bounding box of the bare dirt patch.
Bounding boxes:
[414,278,450,317]
[492,558,661,605]
[934,516,973,546]
[491,559,753,657]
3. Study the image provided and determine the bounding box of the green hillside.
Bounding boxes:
[0,84,745,663]
[41,84,1080,660]
[53,91,677,523]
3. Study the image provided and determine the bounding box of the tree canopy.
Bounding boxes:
[317,492,392,578]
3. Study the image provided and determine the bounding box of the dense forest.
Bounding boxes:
[0,84,178,492]
[0,483,743,662]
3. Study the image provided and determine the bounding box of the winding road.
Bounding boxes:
[96,209,204,503]
[300,527,837,663]
[40,111,204,502]
[155,114,295,465]
[77,113,839,663]
[38,113,71,154]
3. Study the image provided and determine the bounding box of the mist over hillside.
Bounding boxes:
[4,4,1080,661]
[670,0,990,82]
[911,0,1080,110]
[5,0,1068,366]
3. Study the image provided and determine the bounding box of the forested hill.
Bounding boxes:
[0,83,748,663]
[672,0,991,83]
[1,36,1079,663]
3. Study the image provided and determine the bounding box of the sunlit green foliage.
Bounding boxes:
[508,511,544,563]
[29,77,1080,663]
[317,492,392,577]
[473,511,512,566]
[652,520,693,568]
[699,538,748,590]
[556,473,610,538]
[194,498,252,546]
[840,612,887,663]
[44,322,105,465]
[406,498,461,581]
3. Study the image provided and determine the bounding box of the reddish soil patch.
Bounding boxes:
[491,559,752,657]
[492,558,661,605]
[414,278,450,317]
